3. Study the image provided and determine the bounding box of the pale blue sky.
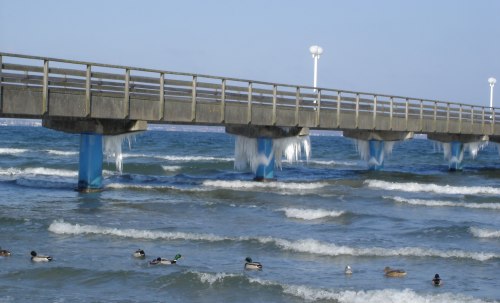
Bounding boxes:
[1,0,499,106]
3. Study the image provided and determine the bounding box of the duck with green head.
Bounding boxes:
[149,253,182,265]
[244,257,262,270]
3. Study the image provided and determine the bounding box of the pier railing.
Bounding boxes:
[0,52,497,135]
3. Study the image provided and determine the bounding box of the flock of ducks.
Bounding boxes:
[1,247,442,285]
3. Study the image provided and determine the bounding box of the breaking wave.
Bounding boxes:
[386,196,500,210]
[203,180,326,191]
[470,227,500,238]
[49,220,499,261]
[278,207,344,220]
[0,147,28,155]
[366,180,500,195]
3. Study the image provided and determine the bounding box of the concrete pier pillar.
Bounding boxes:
[368,140,385,170]
[78,133,103,192]
[449,141,464,171]
[255,137,275,181]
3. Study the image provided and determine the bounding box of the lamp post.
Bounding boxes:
[309,45,323,91]
[489,77,496,109]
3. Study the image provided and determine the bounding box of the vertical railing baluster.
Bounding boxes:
[220,79,226,123]
[459,104,462,133]
[482,107,485,133]
[42,60,49,115]
[405,98,409,131]
[470,106,474,130]
[373,95,377,129]
[446,102,450,133]
[272,85,277,126]
[85,64,91,117]
[419,100,423,131]
[433,101,437,132]
[336,91,341,127]
[159,73,165,120]
[356,93,360,129]
[389,97,393,130]
[191,75,197,121]
[124,69,130,118]
[492,107,496,134]
[315,89,321,127]
[295,87,300,126]
[0,55,3,112]
[247,82,252,124]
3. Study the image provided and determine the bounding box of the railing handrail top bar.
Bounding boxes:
[0,51,490,110]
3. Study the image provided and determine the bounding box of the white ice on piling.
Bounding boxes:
[353,139,395,166]
[435,141,488,161]
[234,135,311,173]
[103,132,141,173]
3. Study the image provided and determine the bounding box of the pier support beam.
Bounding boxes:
[255,137,275,181]
[343,130,414,170]
[428,134,488,171]
[78,134,103,192]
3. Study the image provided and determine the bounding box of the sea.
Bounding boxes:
[0,121,499,303]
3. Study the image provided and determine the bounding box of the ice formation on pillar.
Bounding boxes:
[234,135,311,173]
[436,141,488,166]
[353,139,395,167]
[103,133,140,173]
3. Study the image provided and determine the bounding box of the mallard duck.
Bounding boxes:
[30,251,52,262]
[384,266,406,277]
[244,257,262,270]
[0,248,11,257]
[345,265,352,275]
[133,249,146,258]
[149,254,181,265]
[432,273,442,286]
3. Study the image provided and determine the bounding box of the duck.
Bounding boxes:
[133,249,146,258]
[384,266,406,277]
[432,273,442,286]
[30,251,52,262]
[149,254,181,265]
[244,257,263,270]
[344,265,353,275]
[0,247,11,257]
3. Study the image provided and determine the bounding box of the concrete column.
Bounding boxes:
[368,140,385,170]
[78,133,103,192]
[255,137,275,181]
[449,141,464,171]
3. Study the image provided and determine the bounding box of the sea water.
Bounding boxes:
[0,124,499,303]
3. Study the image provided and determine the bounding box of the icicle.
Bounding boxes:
[103,132,141,173]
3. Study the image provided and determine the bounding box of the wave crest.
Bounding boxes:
[278,207,344,220]
[470,227,500,238]
[366,180,500,195]
[386,196,500,210]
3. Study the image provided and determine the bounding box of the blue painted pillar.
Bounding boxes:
[255,137,275,181]
[449,141,464,171]
[78,133,103,192]
[368,140,385,170]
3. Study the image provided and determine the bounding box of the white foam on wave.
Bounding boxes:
[0,147,28,155]
[307,159,359,167]
[0,167,77,178]
[470,227,500,238]
[366,180,500,195]
[191,271,240,285]
[161,165,182,172]
[278,207,344,220]
[49,220,499,261]
[105,183,210,192]
[153,155,233,162]
[203,180,326,191]
[387,196,500,210]
[45,150,78,156]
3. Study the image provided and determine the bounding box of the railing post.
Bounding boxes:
[482,106,485,133]
[0,55,3,112]
[159,73,165,120]
[433,101,437,132]
[459,104,462,133]
[315,89,321,127]
[492,107,495,134]
[372,95,377,129]
[124,68,130,119]
[389,97,393,130]
[470,106,474,129]
[42,59,49,115]
[295,87,300,126]
[247,82,252,124]
[446,102,450,133]
[220,79,226,123]
[191,75,197,121]
[419,100,423,131]
[336,91,341,127]
[356,93,360,129]
[272,85,277,125]
[405,98,409,131]
[85,65,91,117]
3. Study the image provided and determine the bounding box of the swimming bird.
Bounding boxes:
[244,257,263,270]
[345,265,352,275]
[432,273,442,286]
[0,247,11,257]
[149,254,181,265]
[30,251,52,262]
[384,266,406,277]
[133,249,146,258]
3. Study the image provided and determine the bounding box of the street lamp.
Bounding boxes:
[489,77,496,109]
[309,45,323,90]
